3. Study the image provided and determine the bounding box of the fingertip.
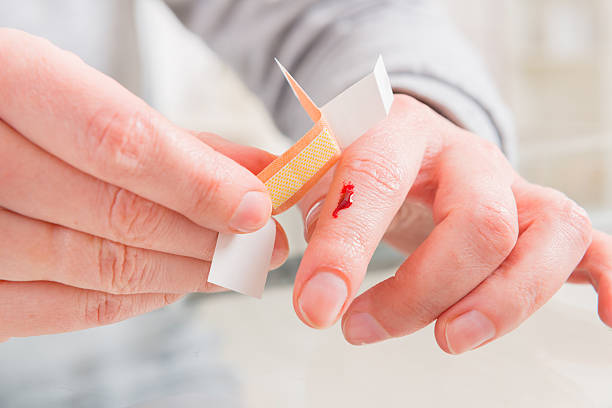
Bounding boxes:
[228,190,272,233]
[433,318,453,355]
[342,311,391,345]
[442,310,496,355]
[597,272,612,328]
[270,220,290,270]
[294,271,348,329]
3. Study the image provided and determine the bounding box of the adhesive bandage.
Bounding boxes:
[208,56,394,297]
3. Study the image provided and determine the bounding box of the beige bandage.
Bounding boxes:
[259,123,340,214]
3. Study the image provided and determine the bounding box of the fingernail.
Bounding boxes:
[343,313,390,345]
[298,272,348,328]
[445,310,496,354]
[304,200,323,242]
[229,191,271,232]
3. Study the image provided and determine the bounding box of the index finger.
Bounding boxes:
[293,95,429,328]
[0,28,270,234]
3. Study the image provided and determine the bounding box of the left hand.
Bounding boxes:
[292,94,610,354]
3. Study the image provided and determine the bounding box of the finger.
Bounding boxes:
[572,230,612,326]
[0,119,215,260]
[0,208,214,294]
[270,219,290,270]
[0,280,182,338]
[598,270,612,327]
[293,95,429,328]
[0,28,270,233]
[195,133,291,267]
[0,120,287,263]
[382,199,435,255]
[341,135,519,344]
[0,208,289,293]
[299,168,335,242]
[194,132,292,266]
[434,182,592,354]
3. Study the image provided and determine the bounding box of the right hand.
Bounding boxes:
[0,28,288,341]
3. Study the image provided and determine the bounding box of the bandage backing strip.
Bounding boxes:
[209,56,394,298]
[321,56,393,149]
[207,219,276,298]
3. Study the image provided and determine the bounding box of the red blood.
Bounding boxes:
[333,183,354,218]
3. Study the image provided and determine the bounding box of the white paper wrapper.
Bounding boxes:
[321,56,394,149]
[207,219,276,298]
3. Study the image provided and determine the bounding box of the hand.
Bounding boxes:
[0,28,288,341]
[293,93,607,354]
[569,230,612,327]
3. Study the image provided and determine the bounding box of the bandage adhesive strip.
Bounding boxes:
[208,56,394,297]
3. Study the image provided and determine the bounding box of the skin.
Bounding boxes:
[0,28,288,340]
[1,28,610,353]
[295,94,612,354]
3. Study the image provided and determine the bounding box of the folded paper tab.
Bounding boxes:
[208,56,393,298]
[208,219,276,298]
[321,56,393,150]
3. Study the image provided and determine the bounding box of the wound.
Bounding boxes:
[332,183,355,218]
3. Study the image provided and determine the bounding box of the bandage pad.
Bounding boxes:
[258,120,341,215]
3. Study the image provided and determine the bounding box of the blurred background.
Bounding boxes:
[446,0,612,232]
[1,0,612,407]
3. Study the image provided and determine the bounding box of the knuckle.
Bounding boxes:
[468,203,519,258]
[563,201,593,246]
[106,186,166,244]
[97,239,152,294]
[84,108,157,177]
[342,150,404,197]
[82,291,124,326]
[539,188,593,247]
[475,140,512,172]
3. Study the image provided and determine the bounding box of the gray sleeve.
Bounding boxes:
[165,0,515,158]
